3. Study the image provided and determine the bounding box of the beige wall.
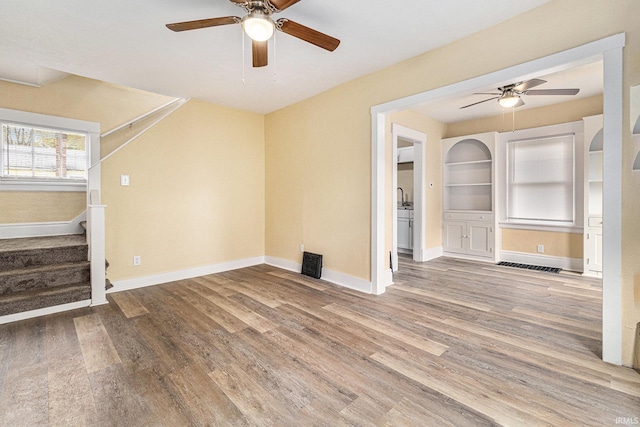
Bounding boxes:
[103,99,265,281]
[265,0,640,365]
[0,192,85,224]
[397,164,414,204]
[0,75,176,224]
[1,76,265,284]
[502,229,583,259]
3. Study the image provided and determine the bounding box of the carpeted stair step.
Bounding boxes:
[0,235,88,272]
[0,283,91,316]
[0,261,91,295]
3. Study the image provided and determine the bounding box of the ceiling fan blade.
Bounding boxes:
[514,98,525,108]
[268,0,301,11]
[525,88,580,96]
[252,40,268,67]
[276,19,340,52]
[513,78,547,92]
[473,92,501,95]
[166,16,240,32]
[460,96,499,109]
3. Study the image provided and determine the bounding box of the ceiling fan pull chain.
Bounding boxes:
[512,106,515,132]
[242,30,246,84]
[273,31,277,81]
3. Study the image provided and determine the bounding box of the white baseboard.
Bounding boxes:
[109,256,266,293]
[420,246,443,262]
[265,256,373,294]
[0,211,86,239]
[499,250,583,272]
[0,300,91,325]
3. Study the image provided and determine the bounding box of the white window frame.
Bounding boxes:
[506,133,576,225]
[498,121,584,233]
[0,108,100,192]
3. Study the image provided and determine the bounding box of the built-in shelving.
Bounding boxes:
[444,138,492,211]
[441,133,497,261]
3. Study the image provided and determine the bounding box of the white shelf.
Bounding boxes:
[445,183,491,187]
[445,159,492,166]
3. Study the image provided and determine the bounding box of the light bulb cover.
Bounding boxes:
[498,93,520,108]
[242,13,274,42]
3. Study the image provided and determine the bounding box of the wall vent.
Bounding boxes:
[301,252,323,279]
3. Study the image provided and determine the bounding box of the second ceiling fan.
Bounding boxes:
[166,0,340,68]
[460,79,580,109]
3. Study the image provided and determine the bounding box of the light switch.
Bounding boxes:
[120,174,130,186]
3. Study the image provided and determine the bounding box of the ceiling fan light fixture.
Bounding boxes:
[498,92,520,108]
[242,12,274,42]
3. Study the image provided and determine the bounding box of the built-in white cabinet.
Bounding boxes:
[442,132,498,261]
[583,115,603,276]
[443,212,494,257]
[398,209,413,253]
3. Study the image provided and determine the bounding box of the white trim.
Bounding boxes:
[108,256,265,293]
[391,124,427,270]
[0,211,86,239]
[499,222,583,234]
[0,300,90,325]
[265,256,374,294]
[601,44,624,365]
[499,250,583,272]
[371,33,625,364]
[420,246,444,262]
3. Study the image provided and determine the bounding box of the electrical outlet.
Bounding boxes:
[537,245,544,253]
[121,174,130,186]
[300,243,305,253]
[133,255,141,266]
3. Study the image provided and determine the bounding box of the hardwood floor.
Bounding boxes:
[1,257,639,426]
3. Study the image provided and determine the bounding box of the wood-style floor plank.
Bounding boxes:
[0,256,639,426]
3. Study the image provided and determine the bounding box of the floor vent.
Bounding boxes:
[497,261,561,274]
[301,252,323,279]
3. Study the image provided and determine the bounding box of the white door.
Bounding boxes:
[444,221,466,254]
[468,222,493,257]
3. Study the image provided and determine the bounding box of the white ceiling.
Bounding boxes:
[0,0,554,114]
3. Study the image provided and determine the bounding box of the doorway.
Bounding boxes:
[371,34,625,365]
[391,124,426,273]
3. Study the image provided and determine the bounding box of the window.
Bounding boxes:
[507,134,575,225]
[2,122,87,181]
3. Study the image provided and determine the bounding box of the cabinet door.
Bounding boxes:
[398,217,410,250]
[443,221,466,254]
[467,222,493,257]
[585,229,603,273]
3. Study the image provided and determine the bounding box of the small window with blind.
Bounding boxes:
[1,122,87,185]
[506,133,575,225]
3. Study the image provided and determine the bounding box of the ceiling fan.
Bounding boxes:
[460,79,580,109]
[165,0,340,68]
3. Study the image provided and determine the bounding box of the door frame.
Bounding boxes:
[392,124,427,273]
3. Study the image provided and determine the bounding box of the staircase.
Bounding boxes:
[0,235,103,317]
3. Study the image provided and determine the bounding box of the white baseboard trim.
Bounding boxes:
[0,300,91,325]
[265,256,373,294]
[109,256,266,293]
[499,250,583,272]
[0,211,86,239]
[420,246,443,262]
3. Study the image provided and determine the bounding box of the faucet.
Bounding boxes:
[397,187,405,206]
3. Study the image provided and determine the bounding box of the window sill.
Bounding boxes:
[0,179,87,192]
[499,221,583,234]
